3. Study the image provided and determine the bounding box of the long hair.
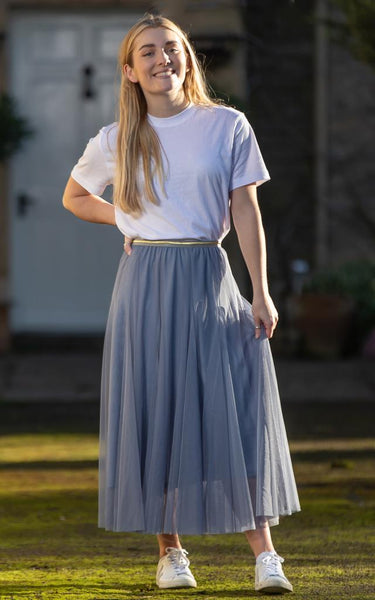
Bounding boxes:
[113,13,216,215]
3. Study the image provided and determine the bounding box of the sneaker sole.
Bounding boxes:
[157,578,197,589]
[255,582,293,594]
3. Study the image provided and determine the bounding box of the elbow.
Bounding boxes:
[62,193,74,213]
[62,177,91,214]
[62,194,70,210]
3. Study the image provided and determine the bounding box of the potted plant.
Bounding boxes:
[0,92,33,162]
[0,93,34,352]
[292,260,375,358]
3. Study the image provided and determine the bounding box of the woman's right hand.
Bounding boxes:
[123,236,133,255]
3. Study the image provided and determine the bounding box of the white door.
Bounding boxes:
[8,12,140,332]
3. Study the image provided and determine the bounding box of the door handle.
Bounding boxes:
[17,193,35,216]
[82,64,96,100]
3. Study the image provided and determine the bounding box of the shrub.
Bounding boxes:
[0,93,33,162]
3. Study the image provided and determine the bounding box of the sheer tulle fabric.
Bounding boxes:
[98,244,300,534]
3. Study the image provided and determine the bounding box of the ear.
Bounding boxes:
[123,64,138,83]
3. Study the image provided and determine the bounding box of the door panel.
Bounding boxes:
[9,12,140,332]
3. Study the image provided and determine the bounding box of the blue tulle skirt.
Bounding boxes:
[98,241,301,534]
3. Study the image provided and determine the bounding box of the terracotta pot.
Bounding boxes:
[293,293,355,358]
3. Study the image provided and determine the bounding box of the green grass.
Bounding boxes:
[0,432,374,599]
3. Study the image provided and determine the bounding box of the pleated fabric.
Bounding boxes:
[98,242,301,535]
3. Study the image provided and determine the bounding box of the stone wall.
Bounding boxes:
[237,0,375,302]
[328,42,375,265]
[240,0,315,305]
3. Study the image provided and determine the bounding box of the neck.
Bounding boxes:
[146,91,189,118]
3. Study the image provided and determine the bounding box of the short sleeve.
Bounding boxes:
[229,113,270,191]
[70,127,112,196]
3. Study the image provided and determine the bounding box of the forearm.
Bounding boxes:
[230,185,278,338]
[63,193,116,226]
[231,191,269,298]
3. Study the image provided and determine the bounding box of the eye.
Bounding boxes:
[168,47,180,54]
[143,51,154,57]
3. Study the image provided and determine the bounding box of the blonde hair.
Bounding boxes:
[113,13,216,215]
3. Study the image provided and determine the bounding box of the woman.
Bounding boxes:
[63,13,300,595]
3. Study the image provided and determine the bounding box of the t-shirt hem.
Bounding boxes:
[114,205,129,236]
[229,173,271,192]
[70,170,104,196]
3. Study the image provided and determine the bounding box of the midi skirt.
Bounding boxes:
[98,240,301,535]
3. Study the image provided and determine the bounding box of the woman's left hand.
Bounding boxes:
[123,236,133,255]
[252,293,279,339]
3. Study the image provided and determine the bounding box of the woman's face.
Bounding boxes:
[124,27,188,104]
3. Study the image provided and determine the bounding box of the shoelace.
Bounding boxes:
[261,553,285,577]
[165,547,190,573]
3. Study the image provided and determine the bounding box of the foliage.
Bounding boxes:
[210,89,250,115]
[329,0,375,70]
[0,93,34,162]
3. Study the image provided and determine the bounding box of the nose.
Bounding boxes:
[157,48,171,65]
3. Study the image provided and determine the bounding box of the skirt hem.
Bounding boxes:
[98,507,302,535]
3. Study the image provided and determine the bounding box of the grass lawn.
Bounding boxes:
[0,417,374,599]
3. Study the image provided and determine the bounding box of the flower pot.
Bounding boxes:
[293,293,355,358]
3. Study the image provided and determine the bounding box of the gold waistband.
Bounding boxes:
[132,239,220,246]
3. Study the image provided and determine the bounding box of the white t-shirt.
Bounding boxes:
[70,104,270,242]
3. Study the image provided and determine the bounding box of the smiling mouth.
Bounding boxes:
[153,70,175,78]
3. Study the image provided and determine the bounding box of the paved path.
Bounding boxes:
[0,353,102,402]
[275,358,375,402]
[0,352,374,404]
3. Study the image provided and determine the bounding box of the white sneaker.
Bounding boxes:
[156,546,197,589]
[255,551,293,594]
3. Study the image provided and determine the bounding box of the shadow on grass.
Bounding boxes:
[0,583,260,598]
[0,400,374,439]
[0,460,98,470]
[1,448,374,471]
[0,583,154,599]
[291,448,375,462]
